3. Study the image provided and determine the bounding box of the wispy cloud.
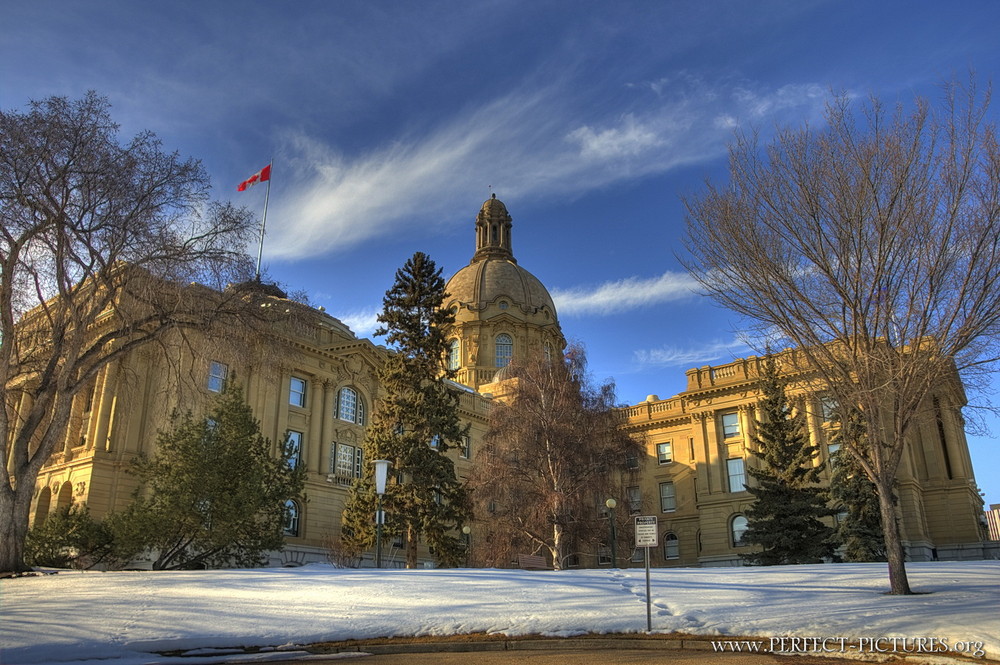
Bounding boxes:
[551,271,700,316]
[265,77,831,261]
[634,337,753,369]
[335,307,382,339]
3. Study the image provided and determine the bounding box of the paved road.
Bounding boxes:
[259,648,873,665]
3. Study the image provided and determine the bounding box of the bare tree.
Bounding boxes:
[0,93,262,573]
[467,345,643,569]
[682,80,1000,594]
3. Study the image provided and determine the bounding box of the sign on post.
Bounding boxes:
[635,515,658,547]
[634,516,657,632]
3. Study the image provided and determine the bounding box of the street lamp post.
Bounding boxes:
[605,498,618,568]
[373,459,391,569]
[462,525,472,567]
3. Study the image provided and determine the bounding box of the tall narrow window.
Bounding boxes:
[659,481,676,512]
[727,458,746,493]
[663,533,679,560]
[289,377,307,407]
[656,441,673,465]
[460,435,471,459]
[208,361,228,392]
[284,500,300,537]
[337,387,365,425]
[495,333,513,368]
[627,485,642,514]
[447,339,460,370]
[731,515,748,547]
[331,443,363,485]
[285,430,303,468]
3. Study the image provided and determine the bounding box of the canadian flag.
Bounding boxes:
[237,164,271,191]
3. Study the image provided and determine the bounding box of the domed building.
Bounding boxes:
[443,194,565,391]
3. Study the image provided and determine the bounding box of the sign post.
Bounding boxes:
[634,516,658,632]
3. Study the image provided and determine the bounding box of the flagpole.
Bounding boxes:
[254,158,272,282]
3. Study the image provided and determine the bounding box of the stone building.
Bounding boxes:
[23,196,990,568]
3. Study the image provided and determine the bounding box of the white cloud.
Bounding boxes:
[551,271,700,316]
[335,307,381,338]
[634,336,752,369]
[263,77,831,261]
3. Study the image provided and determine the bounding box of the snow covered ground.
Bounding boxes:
[2,561,997,665]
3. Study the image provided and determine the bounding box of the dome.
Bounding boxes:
[446,257,557,317]
[446,195,557,317]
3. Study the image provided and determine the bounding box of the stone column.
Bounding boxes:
[309,378,325,474]
[91,361,118,452]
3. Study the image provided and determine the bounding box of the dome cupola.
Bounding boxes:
[443,196,565,391]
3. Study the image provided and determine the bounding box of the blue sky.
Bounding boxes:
[3,1,998,505]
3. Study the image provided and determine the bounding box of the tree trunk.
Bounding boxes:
[0,485,33,574]
[875,479,912,595]
[405,524,418,569]
[551,521,564,571]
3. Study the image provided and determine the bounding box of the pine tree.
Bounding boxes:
[126,381,306,569]
[742,355,836,565]
[829,410,888,562]
[342,252,471,568]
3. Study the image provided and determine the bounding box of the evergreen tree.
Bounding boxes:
[742,356,836,565]
[342,252,471,568]
[126,381,306,569]
[829,411,888,562]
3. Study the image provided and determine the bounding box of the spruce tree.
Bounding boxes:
[126,381,306,569]
[742,356,836,565]
[342,252,471,568]
[829,410,888,562]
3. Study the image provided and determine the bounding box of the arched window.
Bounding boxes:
[337,387,365,425]
[731,515,748,547]
[284,500,300,537]
[663,532,679,560]
[447,339,460,370]
[495,334,513,368]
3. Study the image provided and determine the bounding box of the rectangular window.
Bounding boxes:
[331,443,362,486]
[289,377,307,407]
[598,544,611,566]
[627,485,642,515]
[727,458,746,493]
[460,435,471,459]
[285,430,303,468]
[721,412,740,438]
[819,394,838,422]
[656,441,673,465]
[625,451,639,469]
[208,361,228,392]
[659,481,676,512]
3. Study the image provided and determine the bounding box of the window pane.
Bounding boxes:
[208,361,228,392]
[721,412,739,437]
[286,431,302,468]
[657,442,673,464]
[627,486,641,514]
[727,458,746,493]
[663,533,679,560]
[448,340,460,370]
[732,515,748,547]
[338,387,358,422]
[284,500,299,537]
[289,377,307,407]
[495,334,513,368]
[659,482,676,512]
